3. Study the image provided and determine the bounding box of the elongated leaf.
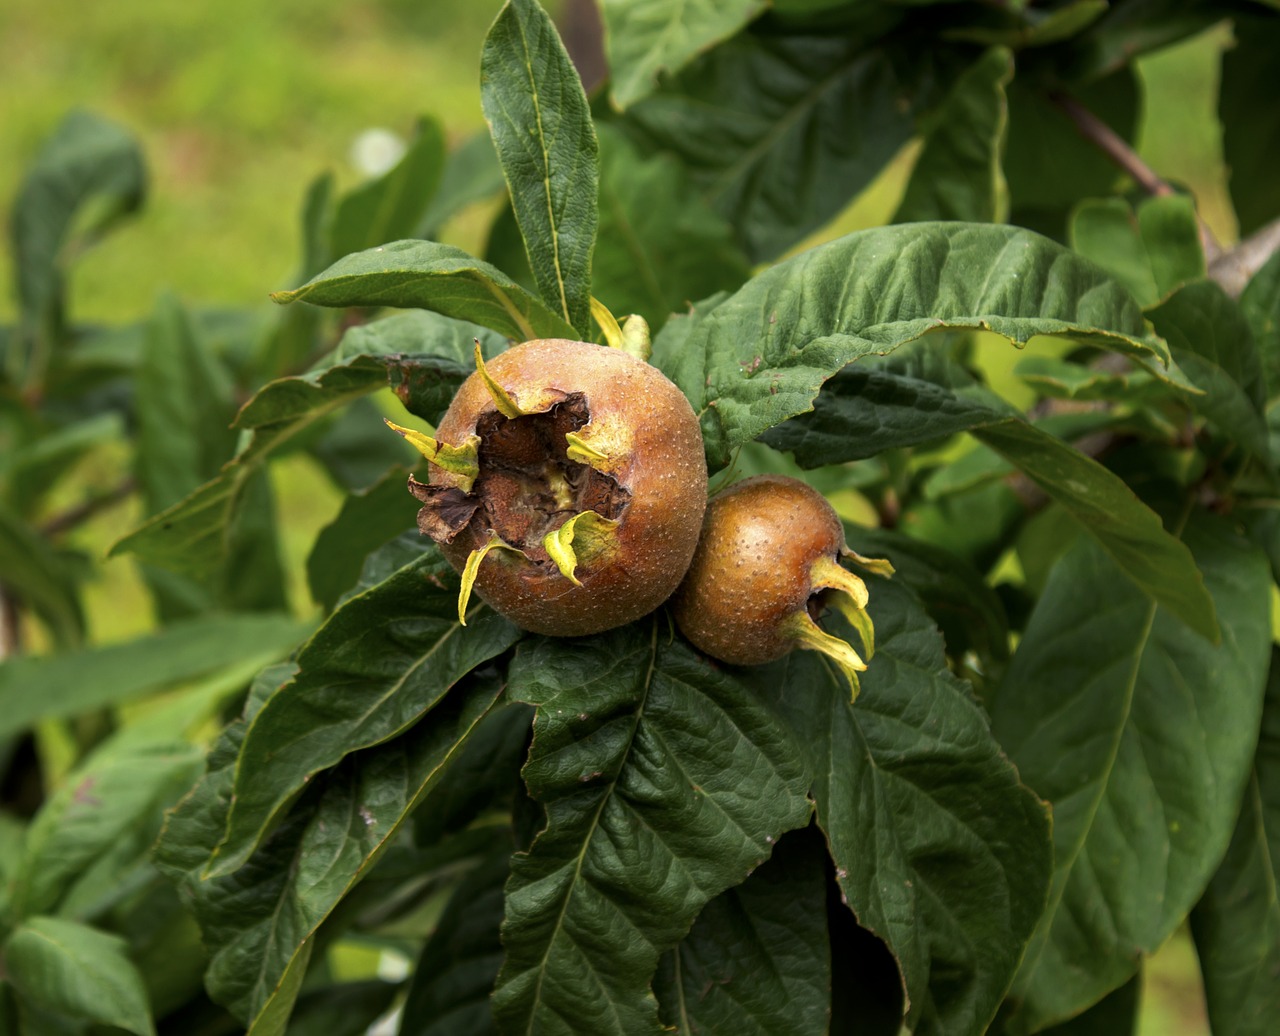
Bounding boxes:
[894,47,1012,224]
[330,117,445,258]
[0,613,306,739]
[481,0,597,336]
[991,511,1272,1033]
[11,109,146,330]
[761,579,1051,1036]
[601,0,767,109]
[156,665,509,1027]
[418,131,506,238]
[1220,15,1280,236]
[1147,279,1269,459]
[205,544,519,877]
[653,825,831,1036]
[273,240,575,341]
[621,28,963,261]
[652,222,1174,470]
[400,853,509,1036]
[1190,648,1280,1036]
[2,916,155,1036]
[13,743,203,919]
[1,412,123,522]
[493,623,812,1035]
[0,502,84,648]
[1240,248,1280,402]
[593,126,749,330]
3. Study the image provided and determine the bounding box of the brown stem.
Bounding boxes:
[38,476,137,538]
[1049,91,1221,262]
[0,586,20,661]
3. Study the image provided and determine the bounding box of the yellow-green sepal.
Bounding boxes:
[844,548,895,579]
[473,339,526,418]
[543,510,620,585]
[565,431,609,466]
[458,534,525,626]
[780,610,868,702]
[810,554,874,657]
[383,419,480,491]
[620,314,651,362]
[591,297,625,350]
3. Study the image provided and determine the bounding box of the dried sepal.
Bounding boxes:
[384,420,480,491]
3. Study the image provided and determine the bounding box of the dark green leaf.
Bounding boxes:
[940,0,1108,49]
[272,240,576,341]
[593,126,750,331]
[1058,0,1223,80]
[11,110,146,330]
[1034,974,1139,1036]
[1240,248,1280,402]
[1147,279,1268,458]
[306,466,416,613]
[1190,648,1280,1036]
[156,666,509,1027]
[1220,15,1280,236]
[418,131,506,239]
[0,612,307,740]
[1138,194,1206,298]
[330,118,445,259]
[481,0,598,336]
[285,980,401,1036]
[767,579,1052,1036]
[399,853,509,1036]
[621,28,964,261]
[601,0,768,109]
[2,916,155,1036]
[653,825,831,1036]
[493,623,812,1035]
[991,511,1272,1032]
[205,545,519,877]
[652,222,1174,470]
[0,413,123,522]
[894,47,1013,224]
[0,503,84,648]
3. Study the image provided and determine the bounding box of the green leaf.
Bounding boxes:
[2,916,155,1036]
[894,47,1012,224]
[593,126,750,331]
[1190,648,1280,1036]
[0,502,84,649]
[481,0,598,336]
[205,544,519,877]
[330,117,445,259]
[399,853,509,1036]
[1137,194,1206,298]
[418,131,506,239]
[285,980,402,1036]
[272,239,576,341]
[1240,248,1280,403]
[1059,0,1224,80]
[1220,15,1280,237]
[306,466,415,613]
[12,742,203,920]
[10,110,146,331]
[601,0,767,109]
[765,579,1052,1036]
[621,28,963,261]
[971,420,1221,641]
[0,612,308,740]
[0,412,123,522]
[991,511,1272,1032]
[156,664,509,1027]
[654,222,1173,470]
[1034,974,1140,1036]
[1147,279,1268,458]
[652,825,831,1036]
[493,622,812,1035]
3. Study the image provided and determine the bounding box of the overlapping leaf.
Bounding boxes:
[652,825,831,1036]
[1220,14,1280,236]
[481,0,598,336]
[761,579,1052,1036]
[1190,648,1280,1036]
[991,511,1272,1032]
[621,28,964,261]
[272,240,576,341]
[601,0,767,109]
[203,543,519,877]
[653,222,1176,470]
[1240,249,1280,401]
[493,623,812,1035]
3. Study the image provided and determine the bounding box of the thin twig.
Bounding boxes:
[38,476,137,538]
[1049,91,1222,262]
[1207,216,1280,298]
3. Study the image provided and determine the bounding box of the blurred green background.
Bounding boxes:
[1,2,1238,1032]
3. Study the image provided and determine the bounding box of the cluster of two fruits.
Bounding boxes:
[388,333,890,698]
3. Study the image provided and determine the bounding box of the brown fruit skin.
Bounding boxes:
[430,338,708,636]
[672,474,845,665]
